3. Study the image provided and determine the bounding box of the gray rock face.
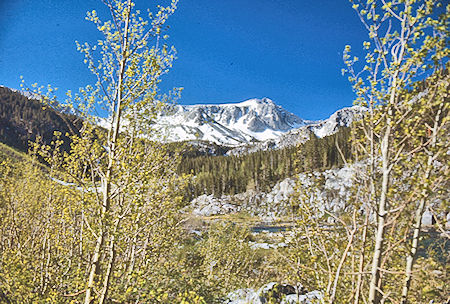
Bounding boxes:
[152,98,308,146]
[247,117,268,132]
[227,106,364,156]
[421,210,435,226]
[188,164,356,220]
[186,108,209,125]
[225,282,322,304]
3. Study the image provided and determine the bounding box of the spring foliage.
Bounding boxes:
[286,0,449,303]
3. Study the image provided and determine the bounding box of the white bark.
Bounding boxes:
[401,102,443,303]
[84,2,131,303]
[368,70,399,303]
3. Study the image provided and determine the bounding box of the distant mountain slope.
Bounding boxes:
[0,86,360,160]
[148,98,361,150]
[152,98,310,146]
[227,106,362,155]
[0,86,80,152]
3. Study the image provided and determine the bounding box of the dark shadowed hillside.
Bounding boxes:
[0,86,81,152]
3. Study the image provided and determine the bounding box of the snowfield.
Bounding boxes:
[152,98,309,146]
[95,97,363,154]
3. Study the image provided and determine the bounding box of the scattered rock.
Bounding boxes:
[422,210,435,226]
[190,194,238,216]
[225,282,321,304]
[188,164,357,219]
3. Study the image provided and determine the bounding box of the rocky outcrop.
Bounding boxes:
[227,106,363,155]
[225,282,322,304]
[189,178,297,219]
[188,164,356,220]
[152,98,308,146]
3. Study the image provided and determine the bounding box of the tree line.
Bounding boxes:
[177,127,352,197]
[0,0,448,303]
[0,85,352,199]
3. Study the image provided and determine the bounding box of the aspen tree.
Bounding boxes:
[344,0,448,302]
[399,69,449,304]
[70,1,181,303]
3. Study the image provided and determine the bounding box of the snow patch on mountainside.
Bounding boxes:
[227,106,363,155]
[94,97,362,151]
[310,106,364,138]
[151,98,310,146]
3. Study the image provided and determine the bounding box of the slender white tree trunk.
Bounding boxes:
[84,226,105,304]
[354,209,369,304]
[84,2,131,302]
[98,218,120,304]
[368,72,398,303]
[401,104,442,303]
[400,196,426,304]
[367,136,390,304]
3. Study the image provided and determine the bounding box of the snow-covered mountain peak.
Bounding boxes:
[97,96,361,149]
[153,98,308,146]
[234,97,274,107]
[226,105,363,155]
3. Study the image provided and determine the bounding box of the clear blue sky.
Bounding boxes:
[0,0,367,119]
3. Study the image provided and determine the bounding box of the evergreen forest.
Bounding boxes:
[177,128,351,197]
[0,1,448,303]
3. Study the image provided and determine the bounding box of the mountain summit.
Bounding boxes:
[153,98,310,146]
